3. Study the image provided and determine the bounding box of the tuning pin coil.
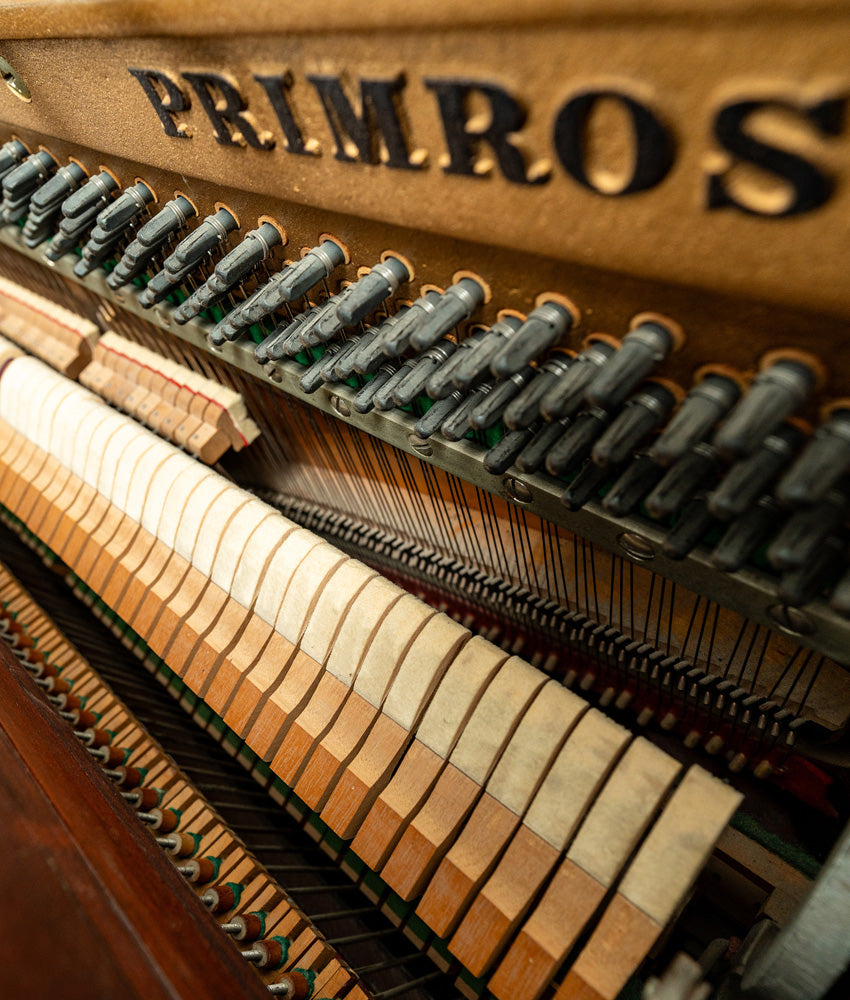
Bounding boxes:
[108,195,196,288]
[708,422,806,520]
[585,316,681,410]
[490,300,575,378]
[546,407,611,477]
[713,354,820,460]
[777,407,850,508]
[539,336,617,422]
[139,207,238,306]
[592,381,679,467]
[408,277,487,352]
[650,371,742,466]
[173,221,282,323]
[503,353,574,430]
[469,366,537,430]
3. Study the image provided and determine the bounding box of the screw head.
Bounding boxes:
[767,604,814,635]
[408,433,433,457]
[330,394,351,418]
[618,531,655,562]
[504,476,533,504]
[0,59,30,102]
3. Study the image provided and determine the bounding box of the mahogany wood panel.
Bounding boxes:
[0,642,269,1000]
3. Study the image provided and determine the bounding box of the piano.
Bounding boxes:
[0,2,846,998]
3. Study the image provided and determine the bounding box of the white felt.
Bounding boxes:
[299,559,377,665]
[523,709,630,850]
[353,594,435,709]
[324,576,405,687]
[416,636,508,758]
[487,681,588,816]
[451,655,547,785]
[382,614,470,730]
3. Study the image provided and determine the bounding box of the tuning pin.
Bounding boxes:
[777,408,850,508]
[408,277,487,352]
[441,381,495,441]
[164,208,237,274]
[585,317,680,410]
[75,182,156,276]
[714,356,819,460]
[76,184,155,271]
[0,138,28,181]
[241,245,345,331]
[514,419,572,474]
[777,535,844,607]
[766,482,850,571]
[592,382,679,467]
[708,423,805,520]
[711,496,782,572]
[46,171,119,260]
[392,339,458,407]
[373,358,423,411]
[353,361,402,414]
[561,460,622,511]
[254,310,311,363]
[502,352,574,430]
[140,207,239,306]
[425,328,489,398]
[484,427,538,475]
[328,327,374,380]
[645,443,721,520]
[209,284,271,344]
[23,162,88,247]
[345,310,407,374]
[60,170,118,222]
[302,282,360,345]
[649,372,741,466]
[173,222,282,323]
[447,315,522,391]
[415,390,468,438]
[378,290,444,357]
[305,287,374,346]
[333,255,410,327]
[216,280,276,339]
[283,304,339,358]
[108,195,196,288]
[273,239,347,302]
[469,366,537,430]
[603,453,666,516]
[94,180,155,234]
[299,344,342,394]
[662,494,716,559]
[546,408,612,477]
[1,150,56,222]
[490,301,575,378]
[322,336,363,383]
[539,336,617,422]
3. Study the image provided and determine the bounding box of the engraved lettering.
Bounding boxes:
[181,71,274,150]
[553,90,674,195]
[307,74,423,169]
[253,72,318,156]
[706,96,845,216]
[128,67,192,139]
[424,78,550,185]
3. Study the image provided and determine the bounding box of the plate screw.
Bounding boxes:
[618,531,655,561]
